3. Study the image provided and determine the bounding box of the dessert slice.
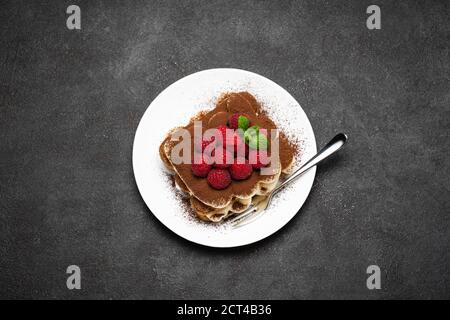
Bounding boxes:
[159,92,297,222]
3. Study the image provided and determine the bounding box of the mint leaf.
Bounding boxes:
[244,125,259,144]
[237,116,249,131]
[257,133,269,150]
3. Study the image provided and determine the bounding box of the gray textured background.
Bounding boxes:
[0,0,449,299]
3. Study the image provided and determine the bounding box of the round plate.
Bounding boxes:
[133,68,316,247]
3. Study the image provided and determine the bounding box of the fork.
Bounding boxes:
[229,133,348,228]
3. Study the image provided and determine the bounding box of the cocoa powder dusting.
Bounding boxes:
[160,92,297,206]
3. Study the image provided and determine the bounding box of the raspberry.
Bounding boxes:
[195,136,215,153]
[216,125,228,146]
[228,114,250,130]
[228,114,240,130]
[224,130,245,156]
[230,158,253,180]
[248,150,269,169]
[191,155,212,177]
[213,148,233,169]
[207,169,231,190]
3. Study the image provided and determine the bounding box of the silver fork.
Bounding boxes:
[229,133,348,228]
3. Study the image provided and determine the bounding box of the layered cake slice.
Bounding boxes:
[159,92,297,222]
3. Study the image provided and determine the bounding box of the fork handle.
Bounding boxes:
[274,133,348,193]
[231,133,348,227]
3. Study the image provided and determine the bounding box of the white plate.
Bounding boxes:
[133,68,316,248]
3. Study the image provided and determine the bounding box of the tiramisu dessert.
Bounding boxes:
[159,92,297,222]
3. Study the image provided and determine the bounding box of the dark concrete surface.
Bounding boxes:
[0,0,449,299]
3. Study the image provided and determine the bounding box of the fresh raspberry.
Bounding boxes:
[228,114,240,130]
[248,150,269,169]
[191,154,212,177]
[213,149,233,169]
[207,169,231,190]
[230,158,253,180]
[224,131,245,156]
[216,125,228,146]
[193,152,211,164]
[228,114,250,130]
[195,136,215,153]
